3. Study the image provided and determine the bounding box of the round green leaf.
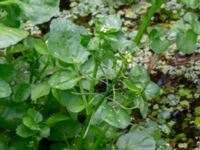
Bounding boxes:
[52,89,85,113]
[176,30,197,54]
[22,116,40,131]
[46,114,70,126]
[181,0,200,9]
[0,80,11,98]
[0,0,60,24]
[0,24,28,48]
[13,83,31,102]
[97,104,131,129]
[31,82,50,101]
[95,15,122,33]
[144,81,160,100]
[48,18,90,64]
[48,70,81,90]
[117,130,156,150]
[0,64,14,80]
[16,124,34,138]
[0,103,28,130]
[150,38,171,54]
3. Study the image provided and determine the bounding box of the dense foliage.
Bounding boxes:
[0,0,200,149]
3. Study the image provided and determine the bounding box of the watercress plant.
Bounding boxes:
[0,0,199,149]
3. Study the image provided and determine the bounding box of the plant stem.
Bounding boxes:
[34,138,40,150]
[134,0,164,45]
[78,64,124,149]
[74,64,89,115]
[88,52,98,103]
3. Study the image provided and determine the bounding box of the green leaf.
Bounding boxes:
[0,24,28,48]
[144,81,160,100]
[0,64,14,80]
[48,18,90,64]
[0,103,28,130]
[40,126,50,138]
[149,27,168,40]
[183,13,200,34]
[150,38,171,54]
[95,15,122,33]
[34,41,48,55]
[22,109,43,131]
[0,3,21,27]
[50,143,66,150]
[48,70,81,90]
[136,96,149,118]
[49,120,81,140]
[46,114,70,126]
[0,0,60,24]
[31,82,50,101]
[192,20,200,34]
[18,0,59,24]
[97,104,131,129]
[0,80,11,98]
[26,108,43,123]
[64,93,85,113]
[176,30,197,54]
[195,117,200,126]
[52,89,85,113]
[124,81,144,94]
[117,130,156,150]
[129,66,150,84]
[194,106,200,116]
[13,83,31,102]
[181,0,200,9]
[0,134,9,150]
[183,12,198,24]
[16,124,35,138]
[22,116,40,130]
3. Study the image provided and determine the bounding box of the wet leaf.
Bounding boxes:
[96,104,131,129]
[48,18,90,64]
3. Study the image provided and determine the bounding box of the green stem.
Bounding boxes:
[134,0,164,45]
[33,138,40,150]
[88,52,98,103]
[34,62,49,83]
[74,64,89,115]
[78,64,124,149]
[90,125,109,150]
